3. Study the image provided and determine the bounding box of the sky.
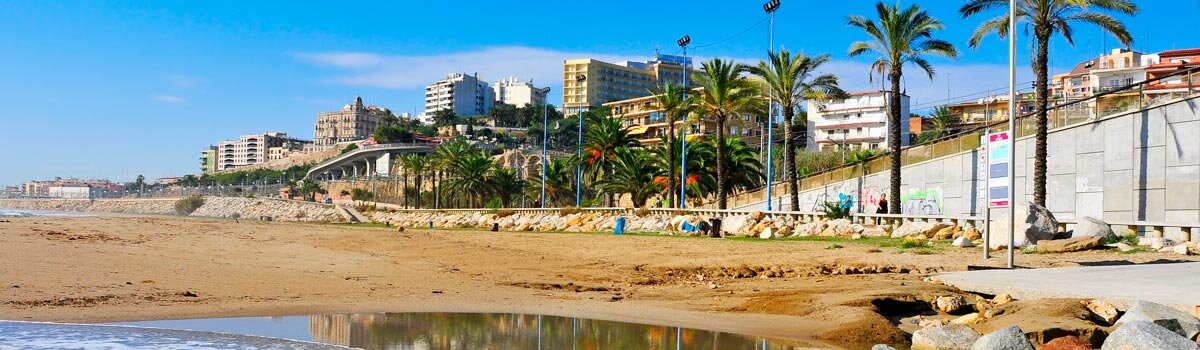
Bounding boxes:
[0,0,1193,185]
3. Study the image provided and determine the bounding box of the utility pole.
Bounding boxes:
[763,0,780,211]
[677,34,691,209]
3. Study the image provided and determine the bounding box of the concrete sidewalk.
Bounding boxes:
[937,262,1200,313]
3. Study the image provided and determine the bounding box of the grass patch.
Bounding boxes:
[1104,232,1139,246]
[898,239,930,249]
[826,244,844,250]
[1118,246,1152,254]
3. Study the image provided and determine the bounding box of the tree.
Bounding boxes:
[490,168,526,208]
[744,49,846,211]
[698,137,765,196]
[596,148,660,208]
[431,139,477,208]
[373,124,413,144]
[432,109,458,127]
[445,154,495,208]
[961,0,1136,206]
[400,154,427,208]
[582,113,639,184]
[647,83,696,208]
[848,1,958,214]
[692,58,762,209]
[135,175,146,196]
[489,103,521,127]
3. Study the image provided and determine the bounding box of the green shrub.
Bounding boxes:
[350,188,374,201]
[485,197,503,209]
[174,195,205,215]
[821,201,851,220]
[899,239,929,249]
[1104,231,1139,246]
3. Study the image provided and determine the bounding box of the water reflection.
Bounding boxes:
[308,313,801,350]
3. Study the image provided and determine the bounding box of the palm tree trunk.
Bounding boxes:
[415,174,423,208]
[784,107,800,211]
[668,123,677,208]
[888,69,903,215]
[1033,32,1050,207]
[717,116,729,210]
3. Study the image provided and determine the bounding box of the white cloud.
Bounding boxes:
[152,94,187,104]
[165,74,198,87]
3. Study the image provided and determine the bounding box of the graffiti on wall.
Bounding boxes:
[900,188,944,215]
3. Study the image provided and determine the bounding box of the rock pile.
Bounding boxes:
[189,197,343,222]
[368,210,679,234]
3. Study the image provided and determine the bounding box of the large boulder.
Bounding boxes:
[1036,236,1105,253]
[970,326,1035,350]
[1102,321,1200,350]
[936,295,972,314]
[1040,336,1092,350]
[1023,204,1059,245]
[911,324,981,350]
[861,226,889,237]
[986,203,1059,248]
[1072,216,1116,240]
[1114,300,1200,339]
[892,221,932,238]
[720,214,754,236]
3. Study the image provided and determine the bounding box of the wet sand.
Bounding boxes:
[1,216,1194,348]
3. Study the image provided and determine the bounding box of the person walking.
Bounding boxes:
[875,194,888,214]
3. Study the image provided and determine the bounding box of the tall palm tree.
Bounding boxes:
[698,137,766,196]
[652,135,714,207]
[648,83,696,208]
[400,154,427,208]
[961,0,1136,207]
[432,139,477,207]
[582,113,640,206]
[848,1,959,214]
[596,148,661,208]
[744,49,847,211]
[692,58,763,209]
[490,168,525,208]
[446,154,495,208]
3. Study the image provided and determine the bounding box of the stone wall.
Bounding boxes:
[0,197,345,222]
[748,97,1200,242]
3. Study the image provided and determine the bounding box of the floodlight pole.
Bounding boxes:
[763,0,780,211]
[677,35,691,209]
[1007,0,1017,269]
[575,75,586,208]
[541,89,550,208]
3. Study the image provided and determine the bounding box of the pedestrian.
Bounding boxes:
[876,194,888,214]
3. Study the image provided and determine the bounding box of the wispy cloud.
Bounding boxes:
[152,94,187,104]
[165,74,199,88]
[294,46,638,90]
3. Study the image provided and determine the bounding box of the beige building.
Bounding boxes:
[563,53,696,116]
[314,96,388,147]
[493,77,548,107]
[602,89,763,146]
[216,132,307,171]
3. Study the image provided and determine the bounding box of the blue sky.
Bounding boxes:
[0,0,1192,185]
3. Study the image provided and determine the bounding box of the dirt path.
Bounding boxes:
[1,216,1193,348]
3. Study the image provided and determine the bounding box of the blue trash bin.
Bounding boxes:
[614,217,627,235]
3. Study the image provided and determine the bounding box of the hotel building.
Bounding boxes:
[493,77,548,107]
[602,89,763,145]
[314,97,389,147]
[424,73,494,117]
[806,91,910,151]
[562,53,696,116]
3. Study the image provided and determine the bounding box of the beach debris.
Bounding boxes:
[1083,299,1120,325]
[911,323,980,350]
[970,326,1034,350]
[1102,321,1200,350]
[431,290,443,294]
[180,291,198,297]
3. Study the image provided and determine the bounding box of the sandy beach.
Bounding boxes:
[2,215,1196,348]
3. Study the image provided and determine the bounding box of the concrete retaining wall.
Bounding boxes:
[0,197,345,222]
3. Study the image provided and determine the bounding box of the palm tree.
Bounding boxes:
[651,135,714,207]
[648,83,696,208]
[961,0,1136,207]
[432,139,477,207]
[698,137,765,196]
[596,148,661,208]
[446,154,495,208]
[744,49,846,211]
[692,58,763,209]
[848,1,959,214]
[582,113,640,206]
[400,154,427,208]
[490,168,525,208]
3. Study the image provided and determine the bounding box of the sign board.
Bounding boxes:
[655,53,692,67]
[977,135,988,211]
[987,131,1011,208]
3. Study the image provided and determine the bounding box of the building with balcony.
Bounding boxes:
[1145,48,1200,100]
[200,146,217,175]
[806,91,910,152]
[314,96,390,147]
[602,89,763,146]
[1051,60,1095,102]
[944,93,1037,128]
[493,77,548,107]
[216,132,305,171]
[424,73,494,117]
[563,53,698,116]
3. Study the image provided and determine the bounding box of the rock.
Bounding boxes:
[936,295,972,315]
[1101,321,1200,350]
[721,214,754,237]
[851,233,863,240]
[1138,237,1167,250]
[758,226,775,239]
[950,313,983,325]
[1114,300,1200,339]
[969,326,1035,350]
[1113,242,1135,252]
[1164,244,1193,255]
[912,324,981,350]
[749,211,766,221]
[986,203,1058,248]
[1023,204,1059,245]
[774,225,791,237]
[871,345,899,350]
[892,221,932,238]
[933,226,960,240]
[861,226,888,237]
[952,236,975,248]
[924,223,953,238]
[962,227,982,241]
[919,317,948,328]
[1037,236,1105,253]
[1084,299,1120,325]
[1040,336,1092,350]
[1073,216,1117,240]
[992,294,1014,306]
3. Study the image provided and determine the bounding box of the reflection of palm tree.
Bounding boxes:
[848,1,958,214]
[961,0,1137,207]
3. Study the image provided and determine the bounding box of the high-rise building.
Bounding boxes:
[314,96,389,147]
[200,146,217,175]
[562,53,696,116]
[216,132,305,171]
[424,73,494,117]
[806,91,911,152]
[493,77,548,107]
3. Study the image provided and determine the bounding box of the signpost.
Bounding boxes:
[987,131,1012,208]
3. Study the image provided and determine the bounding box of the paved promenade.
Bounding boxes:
[938,262,1200,313]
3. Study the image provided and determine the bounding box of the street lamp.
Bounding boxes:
[574,74,586,208]
[763,0,780,211]
[677,34,690,209]
[541,88,551,208]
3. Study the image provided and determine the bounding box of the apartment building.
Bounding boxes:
[602,89,762,146]
[200,146,217,175]
[805,91,910,151]
[493,77,548,107]
[1145,48,1200,100]
[216,132,305,171]
[945,93,1037,126]
[563,53,696,116]
[424,73,494,117]
[314,96,388,147]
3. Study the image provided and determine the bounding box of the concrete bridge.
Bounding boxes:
[305,143,434,181]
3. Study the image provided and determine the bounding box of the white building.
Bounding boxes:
[49,186,98,199]
[216,132,307,171]
[493,77,548,107]
[806,91,911,151]
[424,73,494,117]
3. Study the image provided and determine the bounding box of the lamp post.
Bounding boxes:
[574,74,586,208]
[1006,0,1017,269]
[763,0,780,212]
[677,34,691,209]
[541,88,551,208]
